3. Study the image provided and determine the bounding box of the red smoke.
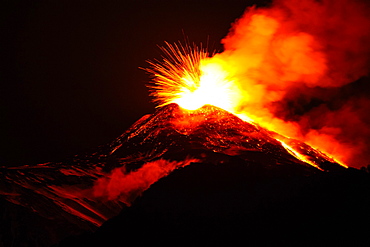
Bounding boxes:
[209,0,370,168]
[93,158,199,204]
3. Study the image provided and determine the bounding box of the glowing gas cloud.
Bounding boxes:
[94,158,198,204]
[147,0,370,168]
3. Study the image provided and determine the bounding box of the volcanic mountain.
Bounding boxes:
[1,104,369,246]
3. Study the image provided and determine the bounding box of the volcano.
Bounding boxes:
[1,104,369,246]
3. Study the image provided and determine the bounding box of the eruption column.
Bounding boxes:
[146,0,370,168]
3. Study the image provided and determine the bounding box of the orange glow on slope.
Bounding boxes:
[276,139,324,171]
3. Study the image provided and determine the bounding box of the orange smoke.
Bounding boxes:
[202,0,370,167]
[93,158,198,204]
[146,0,370,168]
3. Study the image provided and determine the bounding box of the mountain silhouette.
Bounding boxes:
[1,103,369,246]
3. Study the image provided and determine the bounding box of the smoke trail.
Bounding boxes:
[93,158,199,205]
[210,0,370,167]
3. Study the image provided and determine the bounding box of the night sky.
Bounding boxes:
[2,0,269,166]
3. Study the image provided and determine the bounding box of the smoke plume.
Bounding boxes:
[93,158,199,204]
[210,0,370,168]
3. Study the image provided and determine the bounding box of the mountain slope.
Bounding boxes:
[0,103,351,246]
[103,103,345,172]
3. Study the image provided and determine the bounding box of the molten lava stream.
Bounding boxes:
[276,139,324,171]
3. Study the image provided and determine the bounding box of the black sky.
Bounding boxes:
[1,0,270,166]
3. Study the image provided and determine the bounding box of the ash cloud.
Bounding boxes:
[214,0,370,167]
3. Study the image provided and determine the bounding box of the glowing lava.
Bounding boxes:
[174,61,238,111]
[145,41,348,170]
[145,42,240,112]
[276,138,324,171]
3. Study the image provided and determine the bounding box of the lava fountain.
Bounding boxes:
[145,42,243,114]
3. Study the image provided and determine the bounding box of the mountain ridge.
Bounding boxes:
[0,103,356,246]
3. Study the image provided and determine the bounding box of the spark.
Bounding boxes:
[144,42,242,112]
[144,42,208,108]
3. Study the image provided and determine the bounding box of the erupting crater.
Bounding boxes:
[144,42,348,170]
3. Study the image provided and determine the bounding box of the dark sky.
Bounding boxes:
[1,0,269,166]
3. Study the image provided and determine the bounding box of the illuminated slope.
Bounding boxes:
[106,103,345,172]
